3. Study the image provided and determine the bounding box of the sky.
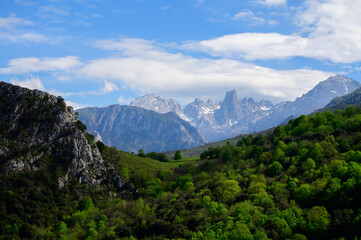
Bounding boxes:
[1,0,361,109]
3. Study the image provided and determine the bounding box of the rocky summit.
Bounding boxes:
[130,93,184,117]
[0,81,121,190]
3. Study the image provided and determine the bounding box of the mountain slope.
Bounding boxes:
[323,86,361,111]
[76,105,206,153]
[0,81,120,189]
[253,74,361,131]
[184,98,219,120]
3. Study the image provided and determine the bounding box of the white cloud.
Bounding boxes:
[38,5,70,17]
[183,0,361,64]
[182,33,307,60]
[10,75,45,91]
[233,10,265,25]
[14,0,38,6]
[1,38,333,104]
[161,5,171,10]
[65,101,89,110]
[0,31,48,43]
[86,38,331,104]
[0,56,83,74]
[268,19,279,25]
[101,80,118,94]
[256,0,287,6]
[92,13,103,18]
[0,16,34,29]
[118,96,133,105]
[233,11,253,19]
[195,0,205,6]
[0,16,48,43]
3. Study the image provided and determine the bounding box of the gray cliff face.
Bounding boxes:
[215,90,244,126]
[0,81,117,189]
[76,105,206,153]
[184,98,220,142]
[185,94,273,142]
[130,93,184,117]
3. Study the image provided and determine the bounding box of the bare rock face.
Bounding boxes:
[0,81,118,189]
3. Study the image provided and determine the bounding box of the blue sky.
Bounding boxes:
[1,0,361,109]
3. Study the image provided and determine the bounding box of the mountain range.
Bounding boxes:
[120,75,361,143]
[73,75,361,152]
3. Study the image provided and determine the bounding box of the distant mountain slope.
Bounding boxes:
[184,98,219,120]
[0,81,120,189]
[76,105,206,153]
[124,75,360,143]
[322,86,361,111]
[254,75,361,131]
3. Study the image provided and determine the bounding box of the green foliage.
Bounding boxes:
[146,151,169,162]
[55,221,68,238]
[307,143,324,162]
[138,149,146,157]
[307,206,331,233]
[216,179,242,203]
[174,150,182,160]
[4,106,361,239]
[269,161,283,176]
[75,120,87,132]
[81,197,94,211]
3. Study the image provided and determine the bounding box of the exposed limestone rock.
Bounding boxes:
[0,81,121,190]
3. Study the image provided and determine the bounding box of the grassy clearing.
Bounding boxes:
[117,150,201,173]
[178,135,246,158]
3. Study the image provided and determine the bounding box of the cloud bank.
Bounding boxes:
[0,38,331,104]
[183,0,361,63]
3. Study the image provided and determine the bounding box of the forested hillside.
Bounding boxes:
[0,99,361,239]
[3,104,361,239]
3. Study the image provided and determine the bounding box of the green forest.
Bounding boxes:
[2,106,361,239]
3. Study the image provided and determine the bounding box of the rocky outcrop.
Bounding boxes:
[0,81,119,190]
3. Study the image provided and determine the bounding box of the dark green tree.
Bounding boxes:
[138,149,146,157]
[174,150,182,160]
[307,143,324,162]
